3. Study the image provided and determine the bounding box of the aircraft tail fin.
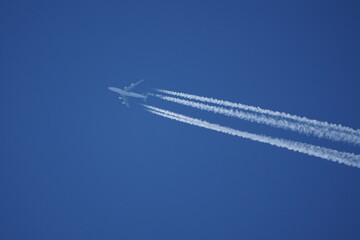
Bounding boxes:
[144,93,151,102]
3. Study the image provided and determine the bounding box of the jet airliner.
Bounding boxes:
[108,80,149,107]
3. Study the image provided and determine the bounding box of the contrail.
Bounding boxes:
[156,89,360,140]
[155,94,360,145]
[144,105,360,168]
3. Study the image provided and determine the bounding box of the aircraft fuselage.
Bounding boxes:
[108,87,147,99]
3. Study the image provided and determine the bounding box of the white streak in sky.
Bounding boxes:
[156,89,360,143]
[155,94,360,145]
[144,105,360,168]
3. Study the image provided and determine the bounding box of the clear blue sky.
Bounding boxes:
[1,0,360,239]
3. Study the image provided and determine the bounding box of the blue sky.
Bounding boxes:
[1,0,360,239]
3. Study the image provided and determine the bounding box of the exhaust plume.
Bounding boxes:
[156,89,360,142]
[144,104,360,168]
[155,94,360,145]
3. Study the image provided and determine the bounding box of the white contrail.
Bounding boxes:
[156,89,360,139]
[155,94,360,145]
[144,105,360,168]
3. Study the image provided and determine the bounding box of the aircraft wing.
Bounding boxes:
[124,79,144,92]
[123,96,130,107]
[118,95,130,107]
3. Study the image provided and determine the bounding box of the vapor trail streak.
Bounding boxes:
[156,94,360,145]
[144,105,360,168]
[156,89,360,140]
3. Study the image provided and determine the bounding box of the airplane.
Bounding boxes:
[108,79,149,107]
